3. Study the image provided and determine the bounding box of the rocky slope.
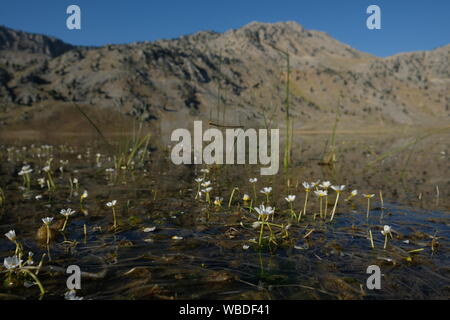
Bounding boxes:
[0,21,448,134]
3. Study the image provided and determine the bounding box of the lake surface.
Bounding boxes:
[0,129,449,299]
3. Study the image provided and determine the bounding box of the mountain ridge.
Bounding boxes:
[0,21,448,133]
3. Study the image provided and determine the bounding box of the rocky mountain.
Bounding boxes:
[0,21,448,133]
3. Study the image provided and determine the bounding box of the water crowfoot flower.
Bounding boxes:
[201,185,213,204]
[106,200,118,229]
[314,190,327,219]
[345,189,358,202]
[5,230,22,256]
[381,225,393,249]
[65,289,83,300]
[319,181,331,217]
[5,230,16,242]
[260,187,272,204]
[363,194,375,219]
[42,217,53,245]
[3,255,21,270]
[18,165,33,189]
[254,204,275,246]
[249,178,258,200]
[299,182,311,221]
[60,208,76,231]
[43,163,56,191]
[285,195,296,219]
[194,177,203,200]
[329,185,345,222]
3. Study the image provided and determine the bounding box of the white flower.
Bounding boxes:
[363,194,375,198]
[37,178,46,187]
[331,185,345,192]
[314,190,327,197]
[351,190,358,196]
[106,200,117,207]
[260,187,272,194]
[5,230,16,241]
[42,217,53,225]
[3,255,21,269]
[242,244,250,250]
[285,195,296,202]
[143,227,156,232]
[200,169,209,174]
[35,195,43,200]
[64,290,83,300]
[81,190,88,199]
[42,166,50,172]
[302,182,311,190]
[201,187,213,193]
[201,181,211,188]
[252,221,262,228]
[319,181,331,189]
[72,178,79,184]
[310,180,320,188]
[60,208,76,217]
[381,225,392,236]
[194,177,204,183]
[105,168,114,173]
[18,165,33,176]
[243,194,250,201]
[249,178,258,183]
[254,204,275,216]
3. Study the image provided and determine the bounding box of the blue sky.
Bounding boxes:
[0,0,449,57]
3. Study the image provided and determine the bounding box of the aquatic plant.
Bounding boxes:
[249,178,258,200]
[329,185,345,222]
[314,190,327,219]
[260,187,272,205]
[228,187,239,208]
[194,177,204,200]
[3,253,46,297]
[80,190,88,205]
[201,181,212,204]
[60,208,76,232]
[345,189,358,202]
[254,204,275,246]
[319,181,331,217]
[42,161,56,191]
[299,182,311,221]
[214,197,223,207]
[285,195,296,219]
[18,165,32,190]
[106,200,118,229]
[363,194,375,219]
[381,225,393,249]
[41,217,54,245]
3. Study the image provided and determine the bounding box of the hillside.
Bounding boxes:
[0,22,449,134]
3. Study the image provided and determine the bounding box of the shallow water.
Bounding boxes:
[0,130,449,299]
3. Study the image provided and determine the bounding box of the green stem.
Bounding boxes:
[61,217,69,232]
[330,193,340,222]
[228,187,238,208]
[22,269,45,297]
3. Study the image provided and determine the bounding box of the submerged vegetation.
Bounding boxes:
[0,129,449,300]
